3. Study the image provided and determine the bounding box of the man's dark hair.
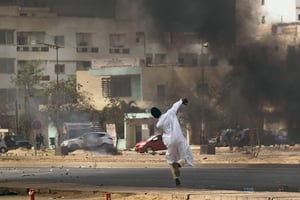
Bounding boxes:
[151,107,161,118]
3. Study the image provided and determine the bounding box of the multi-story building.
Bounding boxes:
[0,2,149,145]
[3,0,299,148]
[236,0,300,135]
[0,1,228,148]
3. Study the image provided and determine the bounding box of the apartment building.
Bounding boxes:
[2,0,299,148]
[236,0,300,134]
[0,2,228,147]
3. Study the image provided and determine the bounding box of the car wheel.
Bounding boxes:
[101,143,117,154]
[69,144,80,152]
[0,147,7,153]
[61,146,69,155]
[145,146,154,154]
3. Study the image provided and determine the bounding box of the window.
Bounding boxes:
[76,61,91,70]
[178,53,198,66]
[109,33,126,48]
[0,30,14,45]
[154,54,167,64]
[157,85,165,97]
[262,16,266,24]
[0,58,14,74]
[55,64,65,74]
[101,78,111,97]
[178,57,184,65]
[17,32,45,45]
[54,35,64,46]
[101,76,131,98]
[76,33,91,46]
[136,32,145,43]
[146,54,153,66]
[0,89,15,104]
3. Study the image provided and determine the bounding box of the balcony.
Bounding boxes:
[76,47,99,53]
[109,48,130,54]
[17,45,49,52]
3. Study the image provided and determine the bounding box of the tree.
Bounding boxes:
[11,61,44,137]
[42,75,97,144]
[99,98,143,139]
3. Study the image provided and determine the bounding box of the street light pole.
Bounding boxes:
[41,42,62,87]
[41,42,62,148]
[55,45,59,87]
[200,42,208,145]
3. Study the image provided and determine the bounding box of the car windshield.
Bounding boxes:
[15,136,26,140]
[146,135,160,142]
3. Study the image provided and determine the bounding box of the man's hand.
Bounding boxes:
[182,98,188,105]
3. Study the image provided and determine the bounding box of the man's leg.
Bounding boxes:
[166,145,183,186]
[169,164,181,186]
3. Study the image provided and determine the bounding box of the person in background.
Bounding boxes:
[35,133,43,150]
[151,98,194,186]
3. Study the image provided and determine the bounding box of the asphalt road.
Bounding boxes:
[1,166,300,192]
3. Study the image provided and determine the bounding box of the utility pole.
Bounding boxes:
[200,42,208,146]
[41,42,63,148]
[41,42,62,87]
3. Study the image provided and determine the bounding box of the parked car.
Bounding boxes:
[134,134,167,153]
[4,135,32,150]
[0,138,8,153]
[274,129,294,145]
[60,132,114,154]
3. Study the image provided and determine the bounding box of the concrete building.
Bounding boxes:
[1,0,299,148]
[0,3,149,146]
[236,0,300,134]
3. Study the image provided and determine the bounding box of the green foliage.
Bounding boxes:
[18,113,33,139]
[43,75,95,112]
[99,98,143,138]
[11,61,44,135]
[12,61,44,90]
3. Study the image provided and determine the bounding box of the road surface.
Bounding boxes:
[1,166,299,192]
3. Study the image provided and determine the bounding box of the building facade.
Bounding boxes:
[1,0,300,148]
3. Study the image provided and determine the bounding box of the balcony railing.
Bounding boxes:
[16,45,49,52]
[77,47,99,53]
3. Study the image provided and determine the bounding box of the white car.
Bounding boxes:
[60,132,114,153]
[0,138,8,153]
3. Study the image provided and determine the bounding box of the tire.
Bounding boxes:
[61,146,69,155]
[101,143,113,153]
[145,146,154,154]
[0,147,7,153]
[69,144,80,152]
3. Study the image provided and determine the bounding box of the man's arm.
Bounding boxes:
[169,98,188,114]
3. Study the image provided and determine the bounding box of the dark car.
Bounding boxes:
[274,129,294,145]
[134,134,167,153]
[4,135,32,150]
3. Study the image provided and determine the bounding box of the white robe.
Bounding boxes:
[156,99,194,166]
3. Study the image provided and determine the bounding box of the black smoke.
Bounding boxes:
[142,0,236,48]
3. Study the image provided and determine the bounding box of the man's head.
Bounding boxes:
[151,107,161,118]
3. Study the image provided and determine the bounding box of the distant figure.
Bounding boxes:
[151,98,194,186]
[35,133,43,150]
[216,131,221,145]
[237,129,245,148]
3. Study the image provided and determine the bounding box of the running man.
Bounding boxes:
[151,98,194,186]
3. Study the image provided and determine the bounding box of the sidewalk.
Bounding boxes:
[1,182,300,200]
